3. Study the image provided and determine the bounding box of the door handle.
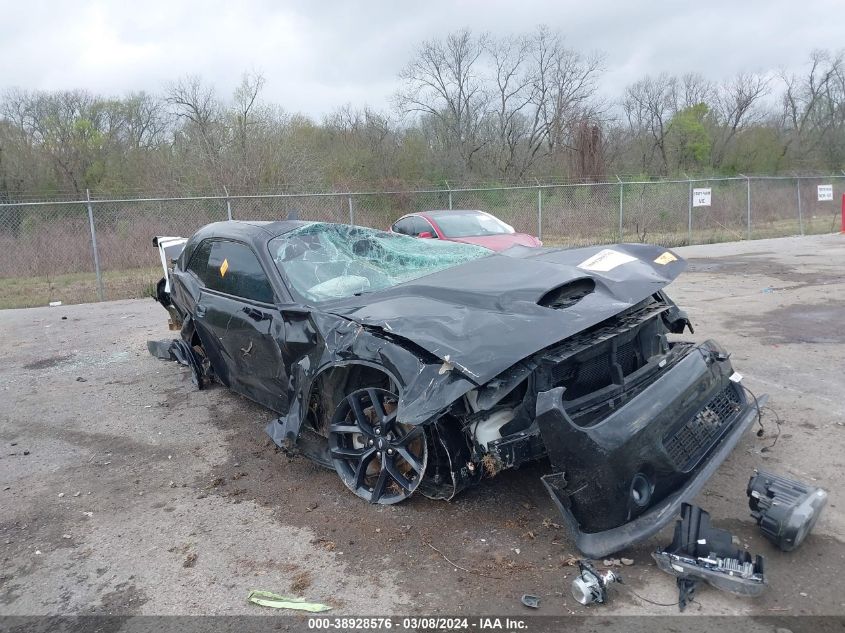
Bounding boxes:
[195,304,207,317]
[244,307,268,321]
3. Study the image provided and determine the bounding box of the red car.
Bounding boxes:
[389,209,542,251]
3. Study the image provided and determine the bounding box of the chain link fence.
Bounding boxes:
[1,175,843,309]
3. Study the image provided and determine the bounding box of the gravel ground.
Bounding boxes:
[1,234,843,620]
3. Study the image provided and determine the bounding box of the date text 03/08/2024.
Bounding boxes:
[307,616,528,630]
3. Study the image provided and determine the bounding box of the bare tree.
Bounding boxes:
[532,26,605,158]
[677,73,713,110]
[779,49,845,167]
[710,72,769,168]
[232,72,266,150]
[324,105,398,185]
[167,75,224,188]
[623,74,678,173]
[227,72,270,190]
[396,29,489,172]
[127,92,169,150]
[485,33,536,177]
[484,26,605,179]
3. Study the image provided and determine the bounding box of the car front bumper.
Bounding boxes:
[535,340,766,558]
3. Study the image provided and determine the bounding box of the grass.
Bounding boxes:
[0,267,159,310]
[542,217,838,248]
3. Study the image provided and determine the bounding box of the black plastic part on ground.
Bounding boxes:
[747,469,829,551]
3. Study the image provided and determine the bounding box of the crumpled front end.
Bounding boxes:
[535,339,764,558]
[146,225,764,549]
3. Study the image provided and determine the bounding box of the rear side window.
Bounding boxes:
[413,216,438,237]
[392,217,415,235]
[188,239,275,303]
[186,240,212,277]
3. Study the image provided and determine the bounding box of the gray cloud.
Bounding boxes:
[1,0,842,117]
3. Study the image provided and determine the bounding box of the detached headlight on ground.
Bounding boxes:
[747,469,828,551]
[570,560,620,605]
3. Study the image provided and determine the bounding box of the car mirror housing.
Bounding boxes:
[418,231,434,239]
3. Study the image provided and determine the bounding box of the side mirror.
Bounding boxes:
[418,231,433,239]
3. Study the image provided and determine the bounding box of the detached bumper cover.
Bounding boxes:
[536,341,766,558]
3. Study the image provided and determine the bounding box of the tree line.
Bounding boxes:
[1,26,843,200]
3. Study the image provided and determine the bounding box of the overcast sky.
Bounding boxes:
[2,0,842,118]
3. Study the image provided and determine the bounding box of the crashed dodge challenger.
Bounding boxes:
[149,220,761,557]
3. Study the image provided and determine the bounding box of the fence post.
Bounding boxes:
[223,185,233,220]
[347,195,355,225]
[744,175,752,240]
[85,189,104,302]
[617,176,624,241]
[444,181,452,210]
[536,184,543,241]
[796,178,804,236]
[687,179,693,244]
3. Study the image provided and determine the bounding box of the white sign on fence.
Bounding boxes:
[817,184,833,201]
[692,188,712,207]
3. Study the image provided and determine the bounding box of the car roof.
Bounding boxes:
[193,219,312,241]
[420,209,484,217]
[182,220,315,265]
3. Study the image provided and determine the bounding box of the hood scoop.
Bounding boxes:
[538,278,596,310]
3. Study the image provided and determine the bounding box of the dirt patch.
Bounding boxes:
[686,254,841,289]
[290,570,312,594]
[23,354,74,371]
[190,393,684,614]
[91,581,150,615]
[743,301,845,345]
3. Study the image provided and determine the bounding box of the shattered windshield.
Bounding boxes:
[435,211,515,238]
[269,223,491,302]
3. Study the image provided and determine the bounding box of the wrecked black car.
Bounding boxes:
[149,221,761,557]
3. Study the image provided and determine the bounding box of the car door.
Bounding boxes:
[187,238,289,413]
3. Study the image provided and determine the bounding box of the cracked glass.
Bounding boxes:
[269,223,491,302]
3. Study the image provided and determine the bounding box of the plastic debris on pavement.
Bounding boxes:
[247,590,332,612]
[521,594,541,609]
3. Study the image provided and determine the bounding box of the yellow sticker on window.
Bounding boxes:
[220,258,229,277]
[654,251,677,265]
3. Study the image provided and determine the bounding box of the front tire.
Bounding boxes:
[329,388,427,504]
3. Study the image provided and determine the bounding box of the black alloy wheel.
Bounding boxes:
[329,388,427,504]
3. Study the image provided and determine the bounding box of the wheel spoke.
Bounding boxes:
[395,446,424,474]
[330,445,368,460]
[352,447,377,488]
[367,388,387,425]
[395,425,424,447]
[329,424,360,435]
[384,458,413,491]
[381,410,398,432]
[370,468,389,503]
[347,395,374,436]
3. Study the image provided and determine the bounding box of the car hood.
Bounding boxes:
[327,243,686,384]
[446,232,538,250]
